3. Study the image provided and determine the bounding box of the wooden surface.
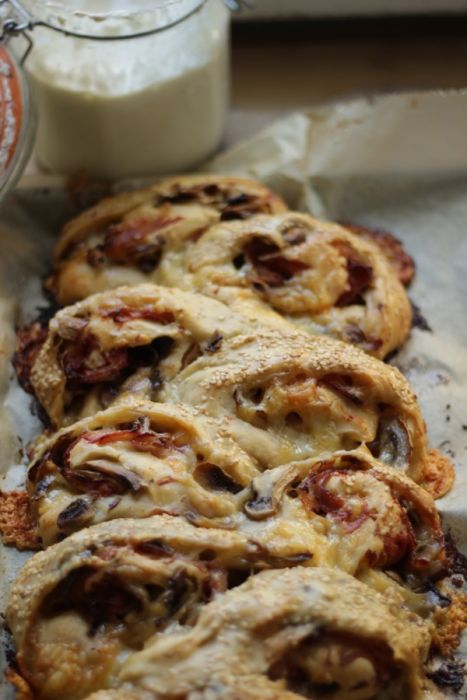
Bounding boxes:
[225,16,467,145]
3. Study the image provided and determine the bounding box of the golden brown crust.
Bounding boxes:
[27,290,436,495]
[431,590,467,656]
[25,401,447,585]
[48,175,287,306]
[4,668,34,700]
[0,490,40,550]
[178,213,412,358]
[423,448,456,499]
[8,555,438,700]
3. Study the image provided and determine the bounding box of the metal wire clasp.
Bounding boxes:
[0,0,35,64]
[0,0,254,57]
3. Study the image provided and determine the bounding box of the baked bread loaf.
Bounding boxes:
[46,175,287,306]
[4,172,463,700]
[174,213,412,358]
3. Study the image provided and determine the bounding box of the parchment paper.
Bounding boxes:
[1,90,466,697]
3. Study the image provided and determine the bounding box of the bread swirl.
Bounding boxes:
[47,175,287,306]
[173,213,412,358]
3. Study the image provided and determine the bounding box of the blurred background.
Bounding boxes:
[227,1,467,144]
[9,0,467,177]
[238,0,467,19]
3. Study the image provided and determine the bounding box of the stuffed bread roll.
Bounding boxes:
[23,415,448,586]
[176,213,412,359]
[46,175,287,306]
[15,285,247,427]
[119,566,436,700]
[24,427,450,597]
[6,515,301,700]
[162,331,453,498]
[17,286,453,497]
[27,399,262,546]
[240,452,447,581]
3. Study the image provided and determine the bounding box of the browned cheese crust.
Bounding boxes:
[0,490,40,550]
[4,668,34,700]
[431,590,467,657]
[46,175,287,306]
[174,213,412,358]
[423,448,456,499]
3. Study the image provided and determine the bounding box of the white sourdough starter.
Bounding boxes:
[24,0,230,178]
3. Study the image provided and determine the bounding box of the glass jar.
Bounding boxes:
[14,0,231,179]
[0,41,35,201]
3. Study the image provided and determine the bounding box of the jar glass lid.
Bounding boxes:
[16,0,207,38]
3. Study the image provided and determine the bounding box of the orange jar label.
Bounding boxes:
[0,45,22,176]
